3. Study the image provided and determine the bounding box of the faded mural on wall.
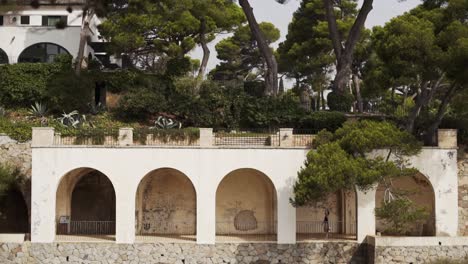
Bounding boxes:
[216,169,277,235]
[135,169,196,235]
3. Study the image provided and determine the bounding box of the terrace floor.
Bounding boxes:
[54,233,356,243]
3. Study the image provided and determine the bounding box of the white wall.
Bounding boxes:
[0,8,98,63]
[32,147,307,244]
[31,146,459,244]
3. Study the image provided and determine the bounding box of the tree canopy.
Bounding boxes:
[292,120,421,205]
[210,22,280,82]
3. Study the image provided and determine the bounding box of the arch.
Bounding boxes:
[18,42,69,63]
[0,188,29,233]
[296,189,357,241]
[55,168,116,238]
[375,172,436,236]
[135,168,196,241]
[0,48,8,64]
[216,168,277,242]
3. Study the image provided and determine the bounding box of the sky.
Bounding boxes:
[190,0,421,75]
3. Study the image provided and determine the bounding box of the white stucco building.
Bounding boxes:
[29,127,459,245]
[0,0,109,65]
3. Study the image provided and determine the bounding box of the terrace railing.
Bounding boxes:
[36,127,319,148]
[57,220,115,235]
[136,222,196,236]
[214,128,280,147]
[53,128,119,146]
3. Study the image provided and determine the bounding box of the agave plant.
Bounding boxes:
[58,110,80,128]
[88,102,105,115]
[29,102,47,117]
[152,116,181,129]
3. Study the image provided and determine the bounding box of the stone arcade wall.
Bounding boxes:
[0,242,367,264]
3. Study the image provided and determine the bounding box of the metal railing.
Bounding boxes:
[136,222,196,236]
[214,129,280,146]
[53,128,119,146]
[133,128,200,146]
[296,221,357,240]
[57,221,115,235]
[293,129,318,147]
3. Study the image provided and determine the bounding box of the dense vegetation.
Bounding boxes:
[0,0,466,236]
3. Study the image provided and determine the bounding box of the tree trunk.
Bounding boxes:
[406,81,431,133]
[75,10,94,76]
[196,19,210,92]
[406,76,445,133]
[323,0,373,94]
[424,83,458,145]
[353,74,363,113]
[239,0,278,96]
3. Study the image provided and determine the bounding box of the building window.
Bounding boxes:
[18,43,69,63]
[0,16,4,26]
[42,16,67,27]
[20,16,29,25]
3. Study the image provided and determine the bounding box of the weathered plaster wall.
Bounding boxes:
[216,169,277,235]
[32,147,307,244]
[367,148,459,237]
[295,190,356,235]
[136,169,196,235]
[0,241,367,264]
[375,173,435,236]
[458,154,468,236]
[56,169,115,223]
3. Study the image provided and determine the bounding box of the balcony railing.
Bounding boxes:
[35,127,318,148]
[56,220,115,235]
[214,128,280,147]
[136,222,196,236]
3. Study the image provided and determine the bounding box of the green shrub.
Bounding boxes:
[133,127,200,144]
[327,91,354,112]
[0,63,62,107]
[375,197,429,236]
[0,117,36,142]
[44,71,94,113]
[115,87,168,121]
[298,111,347,131]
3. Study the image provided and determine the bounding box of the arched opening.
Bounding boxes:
[0,48,8,64]
[375,173,436,236]
[296,189,357,241]
[216,168,277,242]
[55,168,115,241]
[0,188,29,233]
[18,43,69,63]
[135,168,196,242]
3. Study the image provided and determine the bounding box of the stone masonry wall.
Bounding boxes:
[458,154,468,236]
[0,242,367,264]
[373,245,468,264]
[0,135,31,178]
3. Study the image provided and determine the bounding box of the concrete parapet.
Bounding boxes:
[118,128,133,146]
[438,129,457,148]
[32,127,54,147]
[199,128,213,147]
